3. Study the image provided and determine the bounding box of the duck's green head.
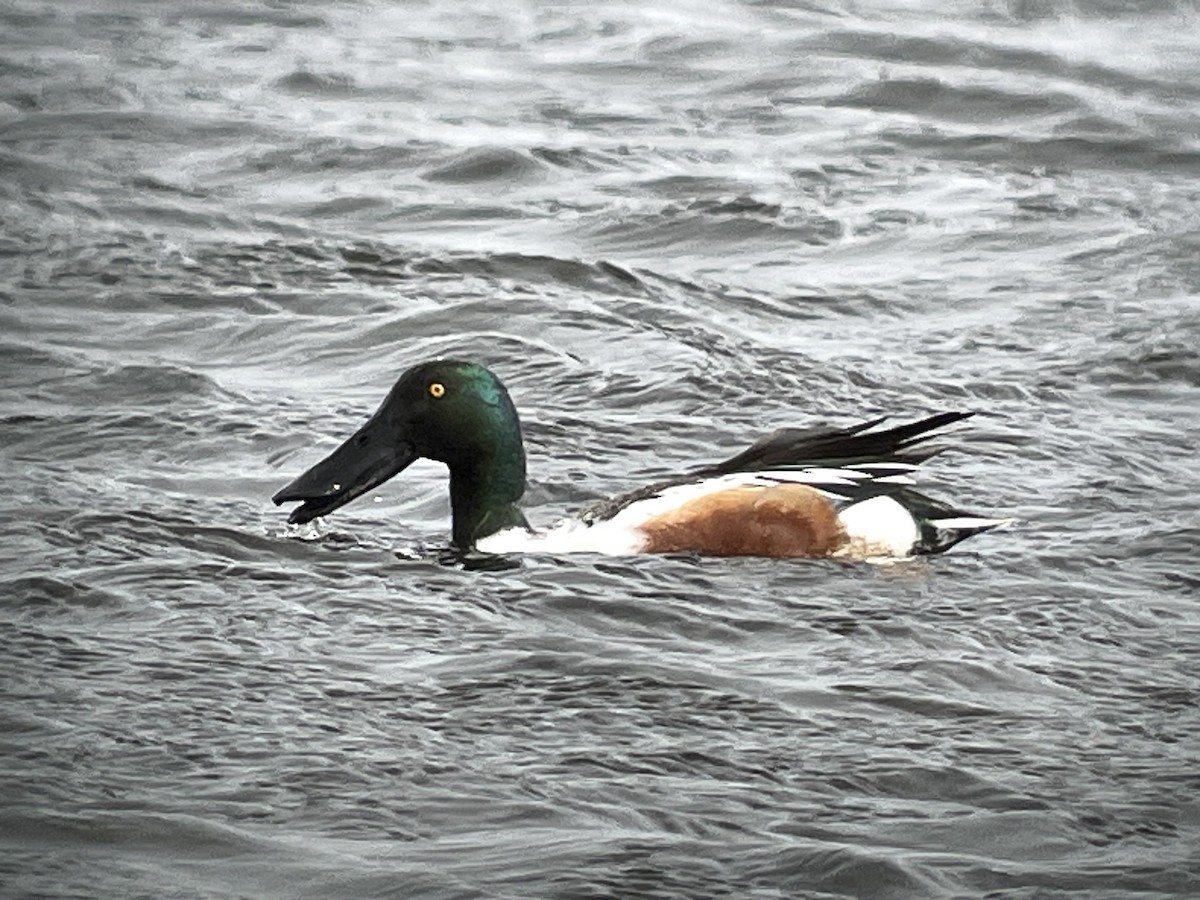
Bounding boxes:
[274,360,528,548]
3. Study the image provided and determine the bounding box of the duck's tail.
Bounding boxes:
[893,489,1015,554]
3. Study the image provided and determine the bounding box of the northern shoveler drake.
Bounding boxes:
[273,359,1010,560]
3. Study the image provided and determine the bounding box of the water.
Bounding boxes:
[3,0,1199,896]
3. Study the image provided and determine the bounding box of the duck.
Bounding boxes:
[272,359,1010,560]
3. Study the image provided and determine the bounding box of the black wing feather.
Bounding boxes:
[581,411,974,524]
[697,411,973,476]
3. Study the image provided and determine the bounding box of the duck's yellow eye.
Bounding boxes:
[428,382,445,398]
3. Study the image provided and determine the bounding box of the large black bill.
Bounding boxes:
[272,418,418,525]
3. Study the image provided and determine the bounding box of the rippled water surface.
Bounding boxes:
[3,0,1200,897]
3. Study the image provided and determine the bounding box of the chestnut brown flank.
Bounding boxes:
[638,484,848,558]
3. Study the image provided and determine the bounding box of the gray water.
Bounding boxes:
[3,1,1199,897]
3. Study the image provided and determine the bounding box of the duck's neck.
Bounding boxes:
[448,440,528,550]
